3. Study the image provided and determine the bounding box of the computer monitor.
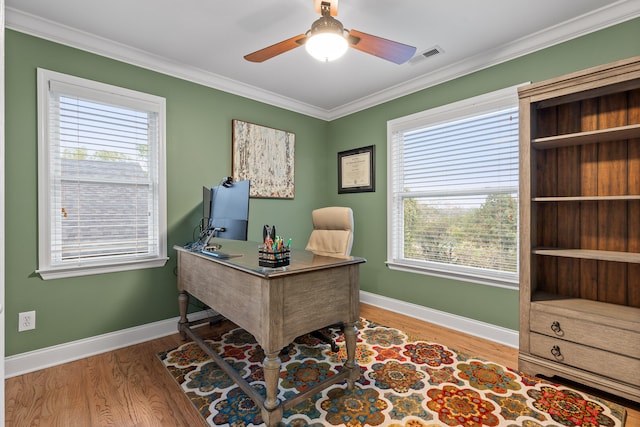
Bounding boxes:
[203,178,250,241]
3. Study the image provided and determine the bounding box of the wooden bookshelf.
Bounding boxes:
[518,56,640,402]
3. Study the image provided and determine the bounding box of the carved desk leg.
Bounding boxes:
[343,321,359,389]
[261,351,283,426]
[178,291,189,340]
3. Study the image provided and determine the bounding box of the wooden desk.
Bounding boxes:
[174,241,366,426]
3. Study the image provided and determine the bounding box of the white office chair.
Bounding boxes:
[305,206,354,259]
[305,206,354,351]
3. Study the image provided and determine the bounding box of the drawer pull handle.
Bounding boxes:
[550,321,563,336]
[550,345,563,360]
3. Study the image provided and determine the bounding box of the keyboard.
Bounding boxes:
[201,249,232,259]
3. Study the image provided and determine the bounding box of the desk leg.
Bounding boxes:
[178,291,189,340]
[344,321,359,390]
[261,351,283,426]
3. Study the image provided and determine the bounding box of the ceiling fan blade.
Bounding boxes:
[244,34,307,62]
[347,29,416,64]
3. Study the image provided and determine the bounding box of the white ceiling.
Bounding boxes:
[6,0,640,120]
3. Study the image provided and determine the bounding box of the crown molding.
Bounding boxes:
[326,0,640,120]
[6,7,330,120]
[7,1,640,122]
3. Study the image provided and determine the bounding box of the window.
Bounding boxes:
[37,69,168,279]
[387,85,521,288]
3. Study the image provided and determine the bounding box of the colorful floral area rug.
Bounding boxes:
[158,318,626,427]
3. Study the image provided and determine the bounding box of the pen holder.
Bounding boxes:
[258,247,290,268]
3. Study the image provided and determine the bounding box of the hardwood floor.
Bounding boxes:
[5,303,639,426]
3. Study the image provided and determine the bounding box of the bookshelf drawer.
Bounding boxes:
[530,307,640,359]
[529,333,640,386]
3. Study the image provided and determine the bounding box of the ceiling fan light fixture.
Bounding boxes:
[243,0,416,64]
[305,32,348,62]
[305,12,348,62]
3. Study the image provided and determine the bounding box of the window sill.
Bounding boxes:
[386,260,518,290]
[37,257,170,280]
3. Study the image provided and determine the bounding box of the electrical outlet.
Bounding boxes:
[18,311,36,332]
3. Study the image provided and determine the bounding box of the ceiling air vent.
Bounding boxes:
[409,45,444,65]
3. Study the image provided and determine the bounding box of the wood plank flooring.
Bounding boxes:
[5,303,639,426]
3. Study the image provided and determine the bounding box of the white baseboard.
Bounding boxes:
[5,293,518,378]
[4,309,214,378]
[359,290,519,349]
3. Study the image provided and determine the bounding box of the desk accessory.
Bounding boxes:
[258,247,290,268]
[259,226,290,267]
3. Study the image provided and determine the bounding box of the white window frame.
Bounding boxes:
[36,68,168,279]
[386,85,524,289]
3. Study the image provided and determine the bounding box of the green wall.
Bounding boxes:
[5,18,640,356]
[325,18,640,330]
[5,30,329,356]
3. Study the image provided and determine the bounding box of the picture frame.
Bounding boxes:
[338,145,375,194]
[232,119,295,199]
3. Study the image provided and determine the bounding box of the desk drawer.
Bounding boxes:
[530,309,640,359]
[529,333,640,386]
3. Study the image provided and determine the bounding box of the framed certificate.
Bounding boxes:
[338,145,375,194]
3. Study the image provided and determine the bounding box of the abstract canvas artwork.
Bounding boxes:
[232,119,295,199]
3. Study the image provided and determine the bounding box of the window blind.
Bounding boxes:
[49,92,159,263]
[388,87,520,287]
[37,68,167,279]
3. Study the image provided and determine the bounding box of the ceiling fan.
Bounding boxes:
[244,0,416,64]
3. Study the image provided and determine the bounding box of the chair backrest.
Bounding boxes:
[305,207,354,258]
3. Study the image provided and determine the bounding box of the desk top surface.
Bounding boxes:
[174,239,365,278]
